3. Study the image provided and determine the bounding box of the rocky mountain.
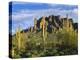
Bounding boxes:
[10,15,78,36]
[20,15,78,34]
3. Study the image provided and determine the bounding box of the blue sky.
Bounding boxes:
[9,1,78,35]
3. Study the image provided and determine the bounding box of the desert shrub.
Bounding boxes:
[11,22,78,58]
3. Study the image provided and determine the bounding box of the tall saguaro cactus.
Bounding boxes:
[16,25,27,52]
[16,26,22,50]
[34,18,37,32]
[40,17,45,50]
[41,17,46,41]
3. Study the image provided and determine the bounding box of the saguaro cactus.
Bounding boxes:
[42,17,46,41]
[40,17,45,50]
[16,25,27,51]
[16,26,22,50]
[34,18,37,32]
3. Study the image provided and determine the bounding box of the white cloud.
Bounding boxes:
[12,12,35,21]
[11,9,58,21]
[73,9,78,15]
[10,7,78,35]
[11,7,78,22]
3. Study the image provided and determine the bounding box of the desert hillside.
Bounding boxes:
[9,15,78,58]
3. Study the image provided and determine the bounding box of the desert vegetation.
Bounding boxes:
[9,15,78,58]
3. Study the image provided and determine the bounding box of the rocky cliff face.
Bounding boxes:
[36,15,78,33]
[14,15,78,35]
